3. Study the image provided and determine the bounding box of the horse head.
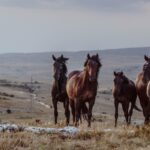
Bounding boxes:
[52,54,69,81]
[84,53,102,82]
[143,55,150,82]
[113,71,129,96]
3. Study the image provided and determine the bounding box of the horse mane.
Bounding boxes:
[52,55,68,95]
[83,55,101,86]
[62,63,68,75]
[143,62,150,81]
[84,55,102,68]
[123,75,129,84]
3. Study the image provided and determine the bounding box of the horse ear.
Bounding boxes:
[114,71,117,76]
[144,55,149,62]
[52,55,56,61]
[96,53,99,59]
[120,71,123,76]
[87,53,90,59]
[64,57,69,61]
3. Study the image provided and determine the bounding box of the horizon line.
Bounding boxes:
[0,46,149,54]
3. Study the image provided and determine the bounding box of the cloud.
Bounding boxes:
[0,0,150,12]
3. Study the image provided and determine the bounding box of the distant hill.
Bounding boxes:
[0,47,149,88]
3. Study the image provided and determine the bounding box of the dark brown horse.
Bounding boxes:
[66,54,102,127]
[136,55,150,124]
[113,71,141,127]
[51,54,70,125]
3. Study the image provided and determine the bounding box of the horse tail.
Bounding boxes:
[134,104,142,112]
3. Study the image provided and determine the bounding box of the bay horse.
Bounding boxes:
[51,54,70,125]
[66,54,102,127]
[136,55,150,124]
[113,71,141,127]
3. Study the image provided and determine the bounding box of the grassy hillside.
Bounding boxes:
[0,47,149,87]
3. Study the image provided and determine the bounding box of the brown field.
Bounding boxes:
[0,79,147,150]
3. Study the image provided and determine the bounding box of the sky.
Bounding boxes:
[0,0,150,53]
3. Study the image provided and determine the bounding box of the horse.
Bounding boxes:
[136,55,150,124]
[113,71,141,127]
[66,54,102,127]
[51,54,70,125]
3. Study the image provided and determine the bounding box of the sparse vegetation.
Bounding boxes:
[0,50,149,149]
[0,123,150,150]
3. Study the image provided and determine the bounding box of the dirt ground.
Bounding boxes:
[0,78,148,150]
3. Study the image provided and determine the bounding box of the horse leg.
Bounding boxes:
[79,102,85,124]
[75,100,81,127]
[128,101,134,124]
[82,103,88,121]
[63,100,70,126]
[88,101,94,127]
[122,101,129,126]
[53,99,58,124]
[144,116,149,124]
[145,107,150,124]
[80,107,82,124]
[114,100,119,127]
[70,100,75,124]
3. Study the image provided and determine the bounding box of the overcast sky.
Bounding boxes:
[0,0,150,53]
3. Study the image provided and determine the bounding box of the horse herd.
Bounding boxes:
[51,54,150,127]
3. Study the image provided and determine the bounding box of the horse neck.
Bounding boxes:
[55,73,67,91]
[81,69,98,89]
[143,71,150,83]
[81,69,89,87]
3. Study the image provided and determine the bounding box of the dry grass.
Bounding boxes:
[1,120,150,150]
[0,111,149,150]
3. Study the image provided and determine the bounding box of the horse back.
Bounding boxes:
[68,70,81,80]
[135,72,146,89]
[113,79,136,102]
[67,71,97,101]
[66,71,83,99]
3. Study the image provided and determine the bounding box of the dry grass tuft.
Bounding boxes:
[75,130,103,140]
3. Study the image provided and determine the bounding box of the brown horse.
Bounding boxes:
[136,55,150,124]
[113,71,141,127]
[66,54,102,127]
[51,54,70,125]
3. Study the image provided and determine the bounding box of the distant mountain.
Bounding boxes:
[0,47,149,88]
